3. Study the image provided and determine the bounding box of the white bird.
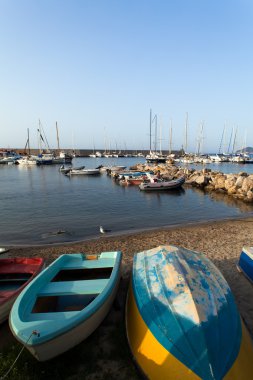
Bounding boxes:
[100,226,105,234]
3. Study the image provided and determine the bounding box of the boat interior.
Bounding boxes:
[31,266,114,314]
[0,272,32,291]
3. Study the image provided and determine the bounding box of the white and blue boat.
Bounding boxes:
[126,245,253,379]
[237,246,253,283]
[10,252,122,361]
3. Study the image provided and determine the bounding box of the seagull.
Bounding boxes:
[100,226,111,234]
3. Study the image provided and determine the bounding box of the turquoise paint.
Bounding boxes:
[132,246,242,380]
[10,252,122,345]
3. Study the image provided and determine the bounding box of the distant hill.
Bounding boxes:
[236,146,253,154]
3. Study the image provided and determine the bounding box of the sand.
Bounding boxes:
[1,217,253,379]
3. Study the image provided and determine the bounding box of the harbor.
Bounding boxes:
[1,156,253,246]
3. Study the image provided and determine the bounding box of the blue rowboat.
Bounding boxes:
[237,246,253,283]
[126,245,253,379]
[10,252,122,361]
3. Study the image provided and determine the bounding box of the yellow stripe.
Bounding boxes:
[224,320,253,379]
[126,282,200,380]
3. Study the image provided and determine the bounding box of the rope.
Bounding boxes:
[0,330,40,380]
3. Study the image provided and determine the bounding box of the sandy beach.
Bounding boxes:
[1,217,253,379]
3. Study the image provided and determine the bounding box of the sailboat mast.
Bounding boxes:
[232,127,237,154]
[38,119,42,154]
[169,119,172,155]
[218,125,225,154]
[149,109,152,154]
[27,128,30,155]
[185,112,188,153]
[56,122,60,152]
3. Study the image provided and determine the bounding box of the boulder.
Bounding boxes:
[214,174,226,190]
[224,176,237,191]
[246,190,253,202]
[195,175,209,187]
[235,176,244,188]
[241,177,253,193]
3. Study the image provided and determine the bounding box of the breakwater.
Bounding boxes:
[132,163,253,203]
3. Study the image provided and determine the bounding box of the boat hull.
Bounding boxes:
[237,246,253,283]
[139,176,185,191]
[126,245,253,379]
[0,258,44,323]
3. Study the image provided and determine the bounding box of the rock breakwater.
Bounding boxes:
[131,163,253,203]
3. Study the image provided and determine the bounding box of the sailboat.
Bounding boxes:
[89,139,97,158]
[17,129,38,166]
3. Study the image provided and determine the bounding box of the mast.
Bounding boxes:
[149,109,152,154]
[197,121,204,156]
[232,127,237,154]
[218,125,225,154]
[27,128,30,155]
[169,119,172,155]
[227,128,233,154]
[185,112,188,154]
[56,122,60,153]
[38,119,42,154]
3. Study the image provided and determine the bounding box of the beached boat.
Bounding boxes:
[126,245,253,379]
[139,176,185,191]
[10,251,122,361]
[237,246,253,282]
[0,258,44,324]
[67,168,100,176]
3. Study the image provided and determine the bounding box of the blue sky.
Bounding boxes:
[1,0,253,153]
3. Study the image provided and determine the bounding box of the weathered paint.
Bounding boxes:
[127,245,253,379]
[238,246,253,283]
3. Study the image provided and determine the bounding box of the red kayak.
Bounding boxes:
[0,257,45,323]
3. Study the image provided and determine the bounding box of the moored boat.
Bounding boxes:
[139,176,185,191]
[126,245,253,379]
[237,246,253,282]
[10,251,122,361]
[67,168,100,175]
[0,258,44,324]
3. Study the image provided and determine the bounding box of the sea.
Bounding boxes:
[1,157,253,246]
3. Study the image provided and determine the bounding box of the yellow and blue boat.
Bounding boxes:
[126,245,253,379]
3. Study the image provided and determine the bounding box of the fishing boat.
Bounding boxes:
[0,258,44,324]
[126,245,253,379]
[67,168,100,176]
[10,252,122,361]
[237,246,253,282]
[139,176,185,191]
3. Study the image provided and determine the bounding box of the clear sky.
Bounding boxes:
[1,0,253,153]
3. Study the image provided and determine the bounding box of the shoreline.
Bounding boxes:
[2,214,253,249]
[1,217,253,379]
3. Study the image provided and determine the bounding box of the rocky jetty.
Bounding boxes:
[130,163,253,203]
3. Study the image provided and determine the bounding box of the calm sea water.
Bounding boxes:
[0,157,253,245]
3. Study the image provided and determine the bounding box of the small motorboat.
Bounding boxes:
[0,257,44,324]
[67,168,100,176]
[126,245,253,379]
[60,165,85,174]
[237,246,253,282]
[139,176,185,191]
[10,251,122,361]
